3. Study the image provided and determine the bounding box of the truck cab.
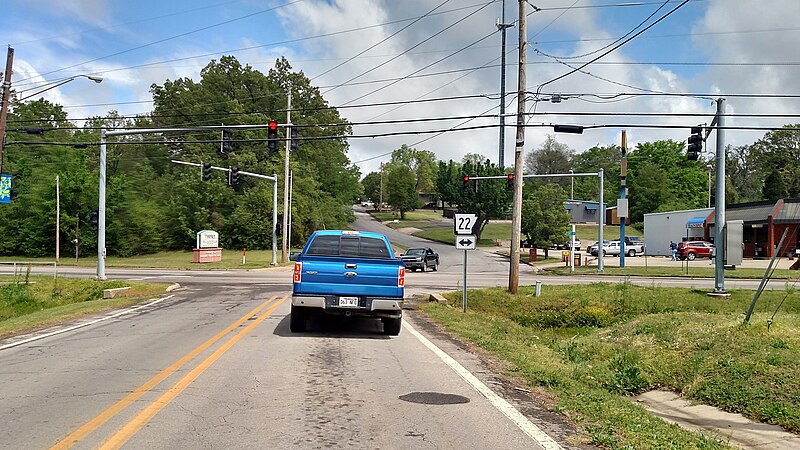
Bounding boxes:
[291,230,405,335]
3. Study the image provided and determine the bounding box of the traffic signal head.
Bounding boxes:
[687,126,703,161]
[290,125,299,151]
[268,120,278,152]
[462,175,469,192]
[506,173,514,191]
[221,129,233,154]
[202,162,212,181]
[230,167,240,186]
[90,209,99,229]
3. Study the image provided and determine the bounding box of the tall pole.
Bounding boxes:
[497,0,514,168]
[56,175,60,263]
[619,131,627,268]
[379,164,384,212]
[288,170,293,253]
[508,0,526,294]
[714,98,726,293]
[273,174,278,265]
[282,91,291,263]
[97,128,107,280]
[0,47,14,175]
[598,168,604,273]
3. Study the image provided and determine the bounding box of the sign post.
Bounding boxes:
[454,213,478,312]
[568,226,576,272]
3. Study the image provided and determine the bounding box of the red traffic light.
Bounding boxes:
[463,175,469,182]
[507,173,514,180]
[268,120,278,131]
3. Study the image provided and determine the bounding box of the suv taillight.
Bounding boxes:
[398,266,405,288]
[293,262,302,283]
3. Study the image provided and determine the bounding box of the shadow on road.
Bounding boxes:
[273,314,393,340]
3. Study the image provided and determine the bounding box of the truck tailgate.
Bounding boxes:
[294,255,403,298]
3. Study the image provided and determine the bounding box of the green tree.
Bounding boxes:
[763,169,787,200]
[385,165,419,218]
[521,184,571,257]
[436,157,512,240]
[524,135,573,190]
[627,140,706,222]
[360,172,382,205]
[388,144,437,193]
[749,125,800,197]
[570,144,621,206]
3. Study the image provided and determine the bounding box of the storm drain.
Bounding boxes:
[399,392,470,405]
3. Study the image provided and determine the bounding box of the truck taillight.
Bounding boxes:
[293,262,302,283]
[398,266,405,287]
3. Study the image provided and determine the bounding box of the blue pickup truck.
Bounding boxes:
[291,230,405,335]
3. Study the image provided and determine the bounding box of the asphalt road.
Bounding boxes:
[0,284,581,449]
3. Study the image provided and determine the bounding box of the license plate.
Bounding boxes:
[338,297,359,307]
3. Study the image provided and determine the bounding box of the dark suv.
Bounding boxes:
[677,240,714,260]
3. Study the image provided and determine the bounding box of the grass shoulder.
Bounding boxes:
[0,275,170,339]
[544,264,799,280]
[420,283,800,448]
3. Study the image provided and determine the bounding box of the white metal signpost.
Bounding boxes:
[454,213,478,312]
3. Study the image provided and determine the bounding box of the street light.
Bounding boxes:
[17,74,103,101]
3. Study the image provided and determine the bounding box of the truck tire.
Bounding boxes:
[290,305,307,332]
[432,261,438,271]
[383,317,402,336]
[627,249,636,257]
[421,263,426,272]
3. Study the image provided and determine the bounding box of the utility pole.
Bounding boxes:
[56,175,60,263]
[619,132,627,268]
[508,0,526,294]
[97,128,107,280]
[288,170,293,253]
[497,0,514,168]
[379,164,384,212]
[0,47,14,175]
[713,98,727,294]
[282,91,292,263]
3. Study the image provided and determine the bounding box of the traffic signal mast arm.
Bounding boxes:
[171,160,277,181]
[467,171,600,180]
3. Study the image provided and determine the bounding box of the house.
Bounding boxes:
[565,200,607,224]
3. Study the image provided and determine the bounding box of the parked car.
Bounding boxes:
[553,238,582,251]
[588,240,622,256]
[290,230,405,335]
[400,247,439,272]
[623,236,646,256]
[677,240,714,260]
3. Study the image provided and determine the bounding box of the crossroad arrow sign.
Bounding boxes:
[455,235,476,250]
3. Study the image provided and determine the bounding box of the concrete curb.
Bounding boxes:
[428,293,449,304]
[166,283,181,292]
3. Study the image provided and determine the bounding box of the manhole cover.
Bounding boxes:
[399,392,470,405]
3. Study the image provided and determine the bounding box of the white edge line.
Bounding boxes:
[0,294,176,351]
[404,320,564,450]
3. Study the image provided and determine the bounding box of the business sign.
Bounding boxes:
[454,213,477,235]
[196,230,219,248]
[0,174,10,204]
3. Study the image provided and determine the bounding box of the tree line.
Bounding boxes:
[1,57,361,257]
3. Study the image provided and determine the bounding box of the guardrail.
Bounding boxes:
[0,261,58,279]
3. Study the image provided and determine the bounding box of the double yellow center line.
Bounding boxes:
[51,293,289,450]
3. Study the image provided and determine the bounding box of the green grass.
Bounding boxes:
[0,249,294,270]
[0,274,170,338]
[370,209,445,222]
[546,264,800,280]
[421,283,800,448]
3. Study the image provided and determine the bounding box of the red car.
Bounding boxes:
[677,240,714,260]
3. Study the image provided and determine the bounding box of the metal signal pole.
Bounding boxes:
[282,91,292,263]
[497,0,514,168]
[508,0,526,294]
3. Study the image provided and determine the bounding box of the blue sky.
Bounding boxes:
[5,0,800,174]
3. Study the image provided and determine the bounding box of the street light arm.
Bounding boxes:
[17,75,103,101]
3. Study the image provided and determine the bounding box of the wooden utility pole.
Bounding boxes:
[0,47,15,175]
[56,175,60,263]
[282,91,291,263]
[508,0,526,294]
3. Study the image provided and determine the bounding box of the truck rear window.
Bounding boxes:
[306,235,392,259]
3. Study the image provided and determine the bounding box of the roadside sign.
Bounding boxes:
[566,231,576,236]
[455,235,476,250]
[454,213,477,235]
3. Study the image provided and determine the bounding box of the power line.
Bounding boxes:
[537,0,691,90]
[14,1,308,85]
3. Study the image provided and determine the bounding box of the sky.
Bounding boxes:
[4,0,800,176]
